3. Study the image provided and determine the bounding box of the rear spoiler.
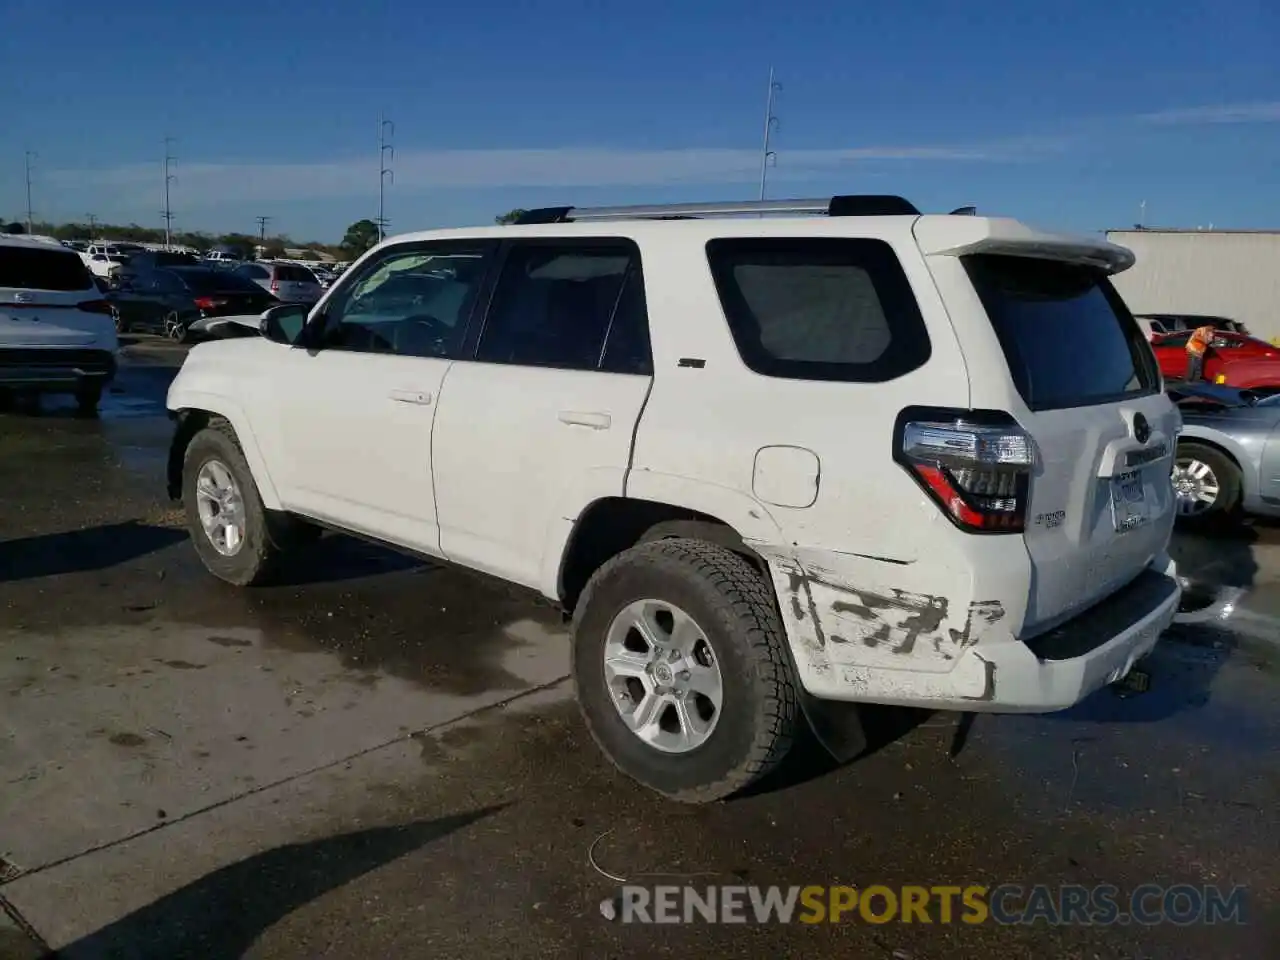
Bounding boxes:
[913,216,1136,275]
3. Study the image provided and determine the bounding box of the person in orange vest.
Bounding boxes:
[1185,324,1216,382]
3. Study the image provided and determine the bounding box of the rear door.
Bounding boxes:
[0,244,109,347]
[961,254,1177,634]
[431,238,654,590]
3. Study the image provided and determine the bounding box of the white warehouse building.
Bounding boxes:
[1105,228,1280,343]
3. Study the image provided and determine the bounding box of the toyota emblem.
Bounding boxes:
[1133,413,1151,444]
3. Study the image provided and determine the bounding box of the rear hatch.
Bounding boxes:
[179,271,277,317]
[962,252,1177,635]
[0,244,112,348]
[271,264,321,302]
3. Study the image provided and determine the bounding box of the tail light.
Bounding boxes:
[270,278,280,293]
[895,407,1034,534]
[193,296,228,311]
[77,299,113,315]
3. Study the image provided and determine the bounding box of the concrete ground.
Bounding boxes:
[1,339,1277,959]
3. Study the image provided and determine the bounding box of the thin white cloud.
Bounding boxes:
[45,137,1065,207]
[1139,102,1280,125]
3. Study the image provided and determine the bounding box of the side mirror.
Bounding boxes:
[259,303,308,345]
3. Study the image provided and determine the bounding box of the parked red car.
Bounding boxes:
[1149,330,1279,383]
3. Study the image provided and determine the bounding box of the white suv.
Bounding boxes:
[165,195,1181,802]
[1,235,119,412]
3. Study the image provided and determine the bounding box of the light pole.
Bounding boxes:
[255,215,271,249]
[87,213,98,238]
[758,68,781,201]
[24,150,36,234]
[377,115,394,241]
[162,137,177,247]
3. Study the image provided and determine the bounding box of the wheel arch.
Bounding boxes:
[552,485,782,613]
[167,396,282,509]
[1176,432,1249,507]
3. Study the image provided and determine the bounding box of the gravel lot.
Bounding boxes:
[2,339,1277,959]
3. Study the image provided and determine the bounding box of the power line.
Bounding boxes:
[255,215,271,245]
[24,150,37,234]
[86,213,98,237]
[758,68,781,202]
[162,137,177,247]
[377,114,394,241]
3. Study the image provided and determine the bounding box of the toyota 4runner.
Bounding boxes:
[166,195,1181,802]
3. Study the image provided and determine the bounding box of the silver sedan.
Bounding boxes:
[1171,383,1280,523]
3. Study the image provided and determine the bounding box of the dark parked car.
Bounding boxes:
[113,250,202,288]
[108,267,276,339]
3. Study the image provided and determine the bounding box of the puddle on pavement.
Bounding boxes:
[3,529,568,698]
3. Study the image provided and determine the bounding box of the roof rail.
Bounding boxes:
[512,194,921,225]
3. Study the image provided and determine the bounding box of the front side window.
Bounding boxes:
[706,237,931,382]
[475,241,648,371]
[319,244,491,358]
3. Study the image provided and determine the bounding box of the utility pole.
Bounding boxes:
[24,150,36,234]
[162,137,177,247]
[377,114,394,241]
[87,213,98,238]
[255,215,271,247]
[758,68,781,201]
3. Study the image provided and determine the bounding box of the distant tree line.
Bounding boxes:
[7,218,348,261]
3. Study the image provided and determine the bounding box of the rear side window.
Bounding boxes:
[705,238,931,382]
[0,245,94,291]
[964,255,1159,411]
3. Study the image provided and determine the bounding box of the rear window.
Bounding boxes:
[275,265,316,282]
[173,269,266,294]
[705,238,931,382]
[965,255,1159,411]
[0,245,94,291]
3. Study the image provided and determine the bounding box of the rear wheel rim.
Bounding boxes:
[1172,458,1221,515]
[603,599,723,754]
[195,459,246,556]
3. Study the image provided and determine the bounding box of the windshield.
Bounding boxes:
[965,255,1159,411]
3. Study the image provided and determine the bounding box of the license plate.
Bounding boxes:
[1110,469,1149,532]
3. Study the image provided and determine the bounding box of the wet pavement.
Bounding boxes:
[1,342,1277,959]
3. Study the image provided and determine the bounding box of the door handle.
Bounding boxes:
[389,389,432,405]
[558,411,611,430]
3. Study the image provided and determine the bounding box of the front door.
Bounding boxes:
[431,238,654,591]
[262,240,497,552]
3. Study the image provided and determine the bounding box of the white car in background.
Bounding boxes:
[1,235,118,413]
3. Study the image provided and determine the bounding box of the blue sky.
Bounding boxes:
[2,0,1278,242]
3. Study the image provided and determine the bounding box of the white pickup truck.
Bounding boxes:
[165,194,1181,802]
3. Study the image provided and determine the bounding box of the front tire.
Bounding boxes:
[1173,442,1241,527]
[572,538,799,803]
[182,420,281,586]
[74,381,104,417]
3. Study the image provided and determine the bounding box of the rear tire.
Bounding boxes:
[572,538,799,803]
[1173,442,1241,528]
[182,419,281,586]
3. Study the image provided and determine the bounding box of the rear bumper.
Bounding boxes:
[0,348,117,389]
[765,549,1179,713]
